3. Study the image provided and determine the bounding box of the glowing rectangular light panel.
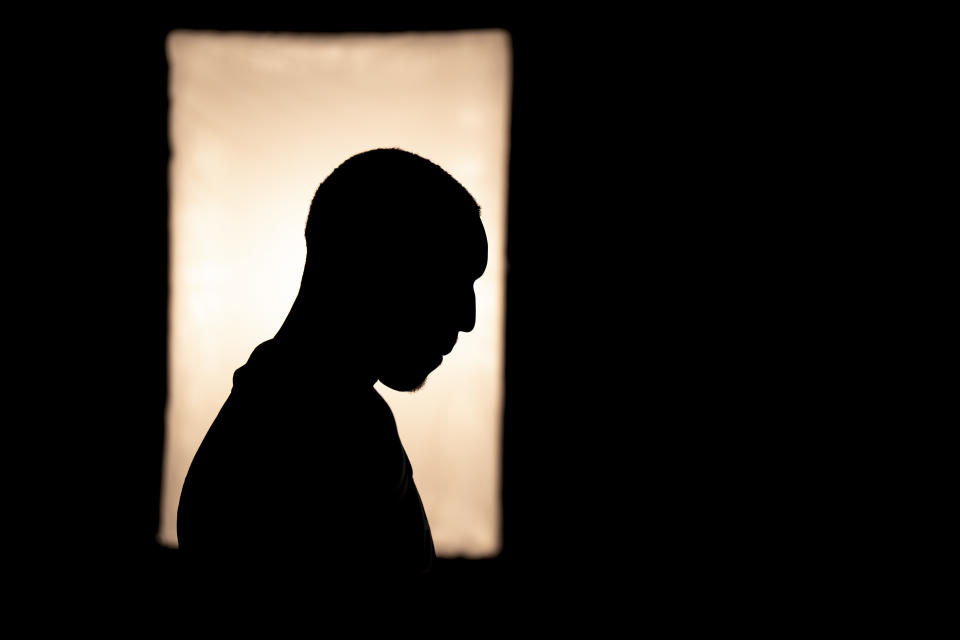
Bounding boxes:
[161,29,511,556]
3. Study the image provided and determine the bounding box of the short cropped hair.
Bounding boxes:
[305,149,480,273]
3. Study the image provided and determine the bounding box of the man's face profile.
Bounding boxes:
[376,214,488,393]
[299,149,488,393]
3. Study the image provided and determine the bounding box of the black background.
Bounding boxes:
[13,8,818,616]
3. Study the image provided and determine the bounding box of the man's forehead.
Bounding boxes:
[470,220,488,277]
[451,213,487,274]
[416,215,486,276]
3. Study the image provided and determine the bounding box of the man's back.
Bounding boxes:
[177,339,436,581]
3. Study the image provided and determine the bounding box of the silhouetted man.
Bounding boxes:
[177,149,487,584]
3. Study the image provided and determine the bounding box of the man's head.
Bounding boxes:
[303,149,488,391]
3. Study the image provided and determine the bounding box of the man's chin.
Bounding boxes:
[379,371,431,393]
[379,354,442,392]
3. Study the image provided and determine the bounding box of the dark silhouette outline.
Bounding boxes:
[177,149,488,584]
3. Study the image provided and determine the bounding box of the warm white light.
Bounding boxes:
[161,30,511,557]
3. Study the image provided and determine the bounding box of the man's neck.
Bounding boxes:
[272,299,379,389]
